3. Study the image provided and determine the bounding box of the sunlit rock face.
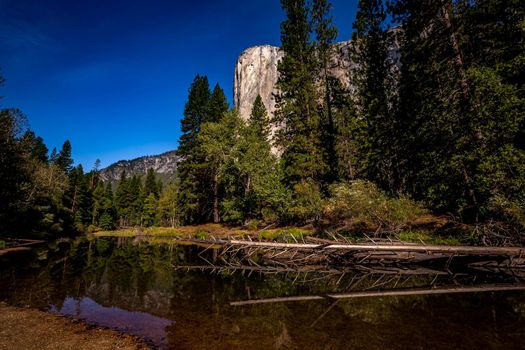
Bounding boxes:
[233,29,401,123]
[233,41,354,122]
[233,45,284,121]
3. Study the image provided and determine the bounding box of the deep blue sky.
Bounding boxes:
[0,0,358,168]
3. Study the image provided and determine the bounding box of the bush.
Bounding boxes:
[324,180,427,231]
[488,195,525,229]
[0,240,5,249]
[287,180,323,224]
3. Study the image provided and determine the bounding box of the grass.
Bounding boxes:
[95,224,466,246]
[94,224,314,241]
[398,230,461,245]
[257,227,313,241]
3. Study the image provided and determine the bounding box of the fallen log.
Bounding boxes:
[230,283,525,306]
[227,239,525,257]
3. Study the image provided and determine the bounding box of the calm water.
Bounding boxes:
[1,236,525,350]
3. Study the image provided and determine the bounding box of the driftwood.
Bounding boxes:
[227,239,525,256]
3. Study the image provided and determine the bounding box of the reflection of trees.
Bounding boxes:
[2,237,525,350]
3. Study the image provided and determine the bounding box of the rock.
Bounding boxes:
[99,150,179,184]
[233,41,354,122]
[233,29,401,122]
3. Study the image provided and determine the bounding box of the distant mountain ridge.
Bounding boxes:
[99,150,179,183]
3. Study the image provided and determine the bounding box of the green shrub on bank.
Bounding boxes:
[324,180,427,231]
[0,240,5,249]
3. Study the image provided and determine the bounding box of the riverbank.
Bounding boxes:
[0,303,151,350]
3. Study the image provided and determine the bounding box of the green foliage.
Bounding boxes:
[275,0,326,186]
[0,240,5,249]
[324,180,427,231]
[99,211,116,230]
[143,193,158,227]
[156,182,179,227]
[287,180,323,224]
[398,230,461,246]
[55,140,73,174]
[176,75,229,224]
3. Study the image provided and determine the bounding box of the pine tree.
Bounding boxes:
[91,181,105,225]
[0,108,28,230]
[144,168,160,198]
[250,95,270,139]
[391,0,525,220]
[176,75,212,224]
[55,140,73,174]
[352,0,399,192]
[21,130,48,162]
[208,83,229,122]
[115,170,130,227]
[49,147,58,163]
[275,0,325,187]
[143,193,158,227]
[237,98,289,222]
[312,0,339,184]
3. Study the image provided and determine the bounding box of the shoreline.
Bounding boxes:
[0,302,152,350]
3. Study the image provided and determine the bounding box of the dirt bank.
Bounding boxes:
[0,303,151,350]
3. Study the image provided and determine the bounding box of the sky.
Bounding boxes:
[0,0,358,168]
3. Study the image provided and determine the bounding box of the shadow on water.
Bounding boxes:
[1,236,525,350]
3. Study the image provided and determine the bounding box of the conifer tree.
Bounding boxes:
[352,0,399,192]
[144,168,160,198]
[237,98,289,222]
[312,0,339,184]
[275,0,325,187]
[176,75,212,223]
[391,0,524,220]
[91,181,105,225]
[143,193,158,227]
[55,140,73,174]
[21,130,48,162]
[208,83,229,122]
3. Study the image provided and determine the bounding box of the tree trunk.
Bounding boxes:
[213,172,219,223]
[441,3,479,213]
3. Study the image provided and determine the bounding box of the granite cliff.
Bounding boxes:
[233,40,354,121]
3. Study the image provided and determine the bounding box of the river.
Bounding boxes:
[1,236,524,349]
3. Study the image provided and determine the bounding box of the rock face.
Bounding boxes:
[99,150,179,184]
[234,45,284,121]
[233,32,401,122]
[233,41,354,121]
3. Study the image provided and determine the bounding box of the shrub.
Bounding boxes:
[0,240,5,249]
[287,180,323,224]
[324,180,427,231]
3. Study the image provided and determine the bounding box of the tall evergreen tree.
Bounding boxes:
[176,75,212,224]
[312,0,339,184]
[391,0,524,220]
[0,108,28,230]
[144,168,160,198]
[352,0,399,192]
[208,83,229,122]
[21,130,48,162]
[250,95,271,139]
[55,140,73,174]
[275,0,325,187]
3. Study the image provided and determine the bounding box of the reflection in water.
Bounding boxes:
[49,297,172,346]
[1,236,525,349]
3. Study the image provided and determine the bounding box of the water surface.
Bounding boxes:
[1,236,524,349]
